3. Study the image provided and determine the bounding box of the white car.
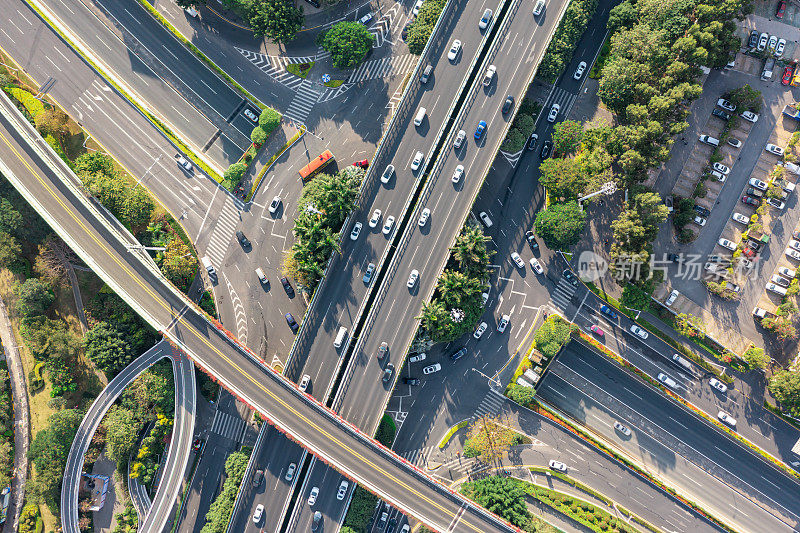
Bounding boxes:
[381,164,395,184]
[358,12,374,25]
[529,258,543,274]
[712,162,730,175]
[401,525,410,533]
[350,221,363,240]
[473,322,488,339]
[447,39,462,61]
[767,34,778,52]
[284,461,297,481]
[269,195,281,214]
[243,108,258,122]
[709,170,726,182]
[411,151,424,170]
[658,372,677,389]
[454,129,466,149]
[753,307,769,318]
[573,61,587,80]
[718,238,736,251]
[766,282,785,294]
[511,252,524,268]
[176,155,193,172]
[483,64,497,86]
[757,32,768,51]
[787,248,800,261]
[731,212,749,224]
[308,486,319,506]
[709,378,728,393]
[479,8,492,29]
[718,411,737,428]
[382,215,395,235]
[629,324,649,339]
[418,207,431,226]
[481,292,489,306]
[423,363,441,375]
[665,289,679,306]
[369,209,382,228]
[717,98,736,112]
[412,0,423,16]
[740,111,759,122]
[497,314,510,332]
[408,353,426,363]
[789,240,800,252]
[727,137,742,148]
[776,38,786,58]
[779,266,796,278]
[548,460,567,472]
[767,197,785,210]
[452,165,464,183]
[337,480,349,500]
[298,374,311,392]
[766,143,784,156]
[479,211,493,227]
[613,421,631,436]
[694,215,707,226]
[547,103,560,122]
[749,178,768,190]
[407,269,419,288]
[253,504,264,524]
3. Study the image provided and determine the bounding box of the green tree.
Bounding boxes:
[463,416,519,461]
[258,107,282,135]
[406,0,446,55]
[506,383,535,406]
[538,157,587,200]
[551,120,584,156]
[460,476,531,527]
[534,201,586,249]
[84,322,133,375]
[374,414,396,447]
[741,346,768,370]
[607,0,637,32]
[674,313,705,339]
[15,278,54,319]
[223,162,247,190]
[319,22,374,69]
[28,409,82,502]
[248,0,303,43]
[726,84,761,113]
[122,364,176,418]
[769,370,800,416]
[162,236,196,288]
[120,185,154,228]
[250,126,268,145]
[0,197,22,235]
[761,316,797,339]
[0,232,21,268]
[104,406,139,467]
[620,284,650,313]
[342,486,378,531]
[534,316,571,358]
[74,152,115,178]
[201,450,251,533]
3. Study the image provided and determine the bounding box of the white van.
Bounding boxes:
[255,268,268,286]
[699,135,719,147]
[201,256,216,277]
[672,353,693,372]
[523,368,540,384]
[658,372,677,389]
[414,107,427,127]
[334,327,348,349]
[533,0,546,16]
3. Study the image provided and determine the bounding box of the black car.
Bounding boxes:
[562,269,579,286]
[527,133,538,151]
[403,377,420,385]
[712,109,731,121]
[502,95,514,114]
[401,23,411,41]
[236,230,251,249]
[383,364,395,383]
[280,276,295,297]
[693,204,711,217]
[540,140,552,159]
[285,312,299,333]
[748,30,759,49]
[525,230,539,252]
[667,253,681,263]
[450,347,467,362]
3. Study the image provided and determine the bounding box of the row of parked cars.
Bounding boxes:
[748,30,787,59]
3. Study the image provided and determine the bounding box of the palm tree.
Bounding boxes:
[451,224,493,278]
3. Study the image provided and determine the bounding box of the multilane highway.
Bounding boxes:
[0,89,515,533]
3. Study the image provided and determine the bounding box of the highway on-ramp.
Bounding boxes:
[0,88,515,533]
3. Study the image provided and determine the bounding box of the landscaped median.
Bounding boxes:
[438,419,469,449]
[505,314,574,395]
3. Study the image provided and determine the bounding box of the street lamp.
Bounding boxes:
[577,181,617,212]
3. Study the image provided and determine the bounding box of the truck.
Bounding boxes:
[783,104,800,121]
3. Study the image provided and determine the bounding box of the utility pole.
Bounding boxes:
[578,181,617,212]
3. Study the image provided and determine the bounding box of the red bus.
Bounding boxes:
[299,150,334,182]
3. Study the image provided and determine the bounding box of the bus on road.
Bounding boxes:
[299,150,334,182]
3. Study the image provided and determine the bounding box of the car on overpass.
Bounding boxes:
[475,120,487,140]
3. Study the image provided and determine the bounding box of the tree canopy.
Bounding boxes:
[248,0,303,43]
[534,201,586,249]
[318,22,374,69]
[769,370,800,416]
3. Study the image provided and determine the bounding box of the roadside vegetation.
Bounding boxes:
[317,22,374,69]
[178,0,303,43]
[406,0,446,55]
[420,223,494,342]
[223,107,282,193]
[200,447,252,533]
[538,0,599,82]
[460,476,557,532]
[500,98,541,153]
[283,166,362,291]
[341,485,378,532]
[463,416,527,461]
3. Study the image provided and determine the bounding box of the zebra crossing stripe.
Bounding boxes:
[211,410,246,441]
[203,201,239,266]
[284,81,322,126]
[348,54,417,83]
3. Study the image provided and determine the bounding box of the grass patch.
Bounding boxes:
[323,79,345,88]
[437,419,469,448]
[286,62,314,78]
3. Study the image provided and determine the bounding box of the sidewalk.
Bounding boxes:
[0,295,28,532]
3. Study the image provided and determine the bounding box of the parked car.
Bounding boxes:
[757,32,768,51]
[788,240,800,252]
[709,378,728,393]
[358,12,374,25]
[479,211,492,227]
[766,143,785,156]
[741,195,759,206]
[777,0,787,18]
[732,212,749,224]
[529,258,543,274]
[423,363,441,374]
[510,252,525,268]
[767,197,786,209]
[712,108,731,121]
[693,205,711,217]
[772,274,791,287]
[354,158,369,168]
[450,347,467,362]
[718,238,736,251]
[408,353,426,363]
[712,162,730,174]
[694,215,707,226]
[787,248,800,261]
[779,266,796,278]
[280,276,295,297]
[629,324,649,339]
[403,377,420,385]
[741,111,759,122]
[526,230,540,251]
[783,65,794,85]
[750,178,769,190]
[337,480,349,500]
[665,289,680,306]
[717,98,736,112]
[718,411,737,428]
[748,30,759,49]
[727,137,742,148]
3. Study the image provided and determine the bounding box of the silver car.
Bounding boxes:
[454,129,466,149]
[411,151,424,170]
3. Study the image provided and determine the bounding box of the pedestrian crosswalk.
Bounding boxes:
[203,200,239,267]
[235,47,306,91]
[348,54,417,84]
[399,445,433,467]
[545,86,577,120]
[284,80,323,126]
[474,390,506,419]
[210,409,246,442]
[550,278,578,310]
